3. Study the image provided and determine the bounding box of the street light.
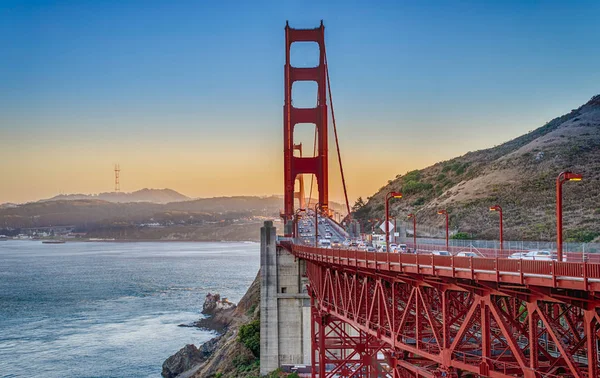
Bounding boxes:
[369,218,380,234]
[556,171,582,262]
[437,209,449,251]
[390,215,397,243]
[385,192,402,254]
[489,205,503,255]
[314,202,322,247]
[407,213,416,252]
[294,208,305,239]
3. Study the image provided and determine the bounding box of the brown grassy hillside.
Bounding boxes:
[354,95,600,242]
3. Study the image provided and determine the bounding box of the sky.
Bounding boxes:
[1,0,599,204]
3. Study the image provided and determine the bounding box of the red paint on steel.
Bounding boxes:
[556,171,583,262]
[286,243,600,377]
[283,21,328,232]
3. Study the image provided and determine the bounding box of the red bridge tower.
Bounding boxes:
[283,21,328,232]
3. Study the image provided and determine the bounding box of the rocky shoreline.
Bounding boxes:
[162,273,260,378]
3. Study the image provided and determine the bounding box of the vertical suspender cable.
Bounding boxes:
[306,129,318,208]
[324,48,351,220]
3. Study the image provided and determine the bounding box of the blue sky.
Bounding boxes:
[1,0,599,203]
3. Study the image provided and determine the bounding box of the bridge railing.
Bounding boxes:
[402,241,600,263]
[290,244,600,288]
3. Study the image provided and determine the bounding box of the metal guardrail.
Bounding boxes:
[404,242,600,263]
[287,244,600,291]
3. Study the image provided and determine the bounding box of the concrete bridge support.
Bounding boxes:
[260,221,311,375]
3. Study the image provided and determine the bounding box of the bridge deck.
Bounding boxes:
[288,244,600,292]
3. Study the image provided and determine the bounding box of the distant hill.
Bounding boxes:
[0,194,348,233]
[354,95,600,242]
[44,188,190,204]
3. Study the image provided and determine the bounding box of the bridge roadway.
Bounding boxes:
[278,232,600,378]
[288,243,600,292]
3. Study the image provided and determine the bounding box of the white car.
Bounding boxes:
[431,251,450,256]
[508,252,528,259]
[456,252,478,258]
[522,250,554,261]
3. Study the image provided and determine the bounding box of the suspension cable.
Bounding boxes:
[324,49,351,220]
[306,128,317,208]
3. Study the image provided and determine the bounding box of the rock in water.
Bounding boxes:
[195,293,237,333]
[161,344,205,378]
[202,293,235,315]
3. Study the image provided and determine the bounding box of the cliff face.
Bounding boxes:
[354,95,600,242]
[163,271,261,378]
[191,271,261,377]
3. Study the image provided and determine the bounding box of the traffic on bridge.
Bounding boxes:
[260,21,600,378]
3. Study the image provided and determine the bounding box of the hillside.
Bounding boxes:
[44,188,190,204]
[354,95,600,242]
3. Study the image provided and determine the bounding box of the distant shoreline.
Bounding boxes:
[4,239,260,244]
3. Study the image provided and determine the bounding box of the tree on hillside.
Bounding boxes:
[352,197,366,212]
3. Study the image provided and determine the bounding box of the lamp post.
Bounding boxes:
[407,213,416,252]
[369,219,380,234]
[391,215,397,244]
[556,171,582,262]
[385,192,403,253]
[489,205,503,254]
[437,209,449,251]
[294,208,305,240]
[314,202,322,247]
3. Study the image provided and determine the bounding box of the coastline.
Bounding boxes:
[4,238,260,244]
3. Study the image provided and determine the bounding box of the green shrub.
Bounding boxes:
[565,230,600,243]
[403,181,433,195]
[404,170,421,182]
[238,319,260,357]
[232,356,259,373]
[451,232,471,240]
[436,174,446,181]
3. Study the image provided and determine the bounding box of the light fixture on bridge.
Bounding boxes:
[489,205,503,254]
[437,209,449,252]
[407,213,416,252]
[556,171,583,262]
[385,192,403,255]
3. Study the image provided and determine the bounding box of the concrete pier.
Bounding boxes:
[260,221,310,375]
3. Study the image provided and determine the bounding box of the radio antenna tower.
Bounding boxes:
[114,164,120,192]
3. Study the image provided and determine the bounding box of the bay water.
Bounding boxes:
[0,240,259,378]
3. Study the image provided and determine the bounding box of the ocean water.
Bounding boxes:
[0,240,260,378]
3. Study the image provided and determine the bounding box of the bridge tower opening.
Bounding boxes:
[283,20,328,234]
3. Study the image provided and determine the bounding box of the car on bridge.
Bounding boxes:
[523,250,555,260]
[456,251,478,258]
[430,250,450,256]
[318,239,331,248]
[508,251,528,259]
[509,250,556,260]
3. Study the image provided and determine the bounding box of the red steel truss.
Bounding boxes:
[283,243,600,377]
[283,21,328,228]
[279,21,600,378]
